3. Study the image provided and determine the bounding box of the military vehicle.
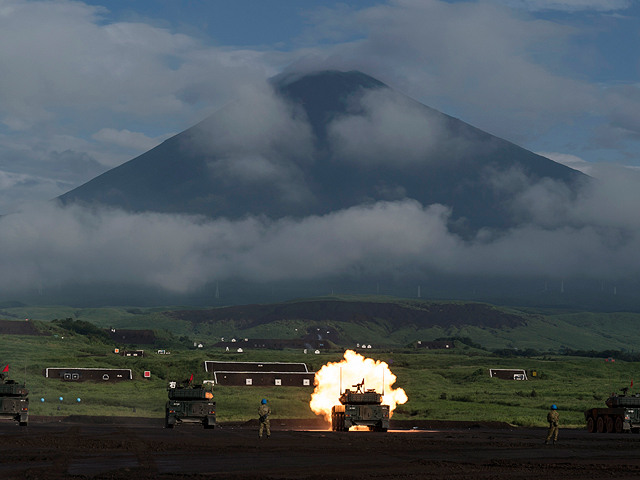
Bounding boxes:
[0,368,29,426]
[331,380,389,432]
[585,387,640,433]
[165,378,216,429]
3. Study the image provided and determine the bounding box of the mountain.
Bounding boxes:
[57,70,584,230]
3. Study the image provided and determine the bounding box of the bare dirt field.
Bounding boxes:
[1,417,640,479]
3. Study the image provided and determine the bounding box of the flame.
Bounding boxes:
[349,425,370,431]
[310,350,408,423]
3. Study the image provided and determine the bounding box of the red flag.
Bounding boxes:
[2,365,8,373]
[189,373,193,383]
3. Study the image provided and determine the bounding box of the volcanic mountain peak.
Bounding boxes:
[58,69,583,229]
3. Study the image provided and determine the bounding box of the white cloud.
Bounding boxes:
[538,152,595,175]
[2,161,640,295]
[327,88,464,166]
[296,0,595,114]
[92,128,172,152]
[191,84,316,204]
[0,200,456,292]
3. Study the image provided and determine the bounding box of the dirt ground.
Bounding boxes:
[2,417,640,479]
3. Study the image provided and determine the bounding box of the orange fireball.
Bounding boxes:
[310,350,408,423]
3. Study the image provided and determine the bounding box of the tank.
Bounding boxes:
[0,371,29,426]
[584,387,640,434]
[165,379,216,429]
[331,380,389,432]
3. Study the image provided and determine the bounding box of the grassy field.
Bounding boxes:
[5,297,640,352]
[0,322,634,428]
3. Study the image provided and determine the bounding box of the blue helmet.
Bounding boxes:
[261,399,267,404]
[551,404,557,410]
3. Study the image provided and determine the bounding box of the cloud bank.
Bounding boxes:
[0,161,638,295]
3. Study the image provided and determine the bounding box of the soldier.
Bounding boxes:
[258,398,271,438]
[545,404,559,444]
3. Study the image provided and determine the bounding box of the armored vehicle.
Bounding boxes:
[585,387,640,434]
[331,380,389,432]
[165,379,216,429]
[0,369,29,426]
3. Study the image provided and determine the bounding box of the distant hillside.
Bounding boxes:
[163,297,529,330]
[5,296,640,351]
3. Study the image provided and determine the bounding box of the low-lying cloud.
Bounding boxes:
[1,160,640,295]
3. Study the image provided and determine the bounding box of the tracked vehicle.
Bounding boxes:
[0,369,29,426]
[331,380,389,432]
[165,379,216,429]
[585,387,640,434]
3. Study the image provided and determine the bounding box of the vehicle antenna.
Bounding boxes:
[340,367,342,395]
[382,368,385,396]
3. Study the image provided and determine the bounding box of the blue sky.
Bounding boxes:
[0,0,638,211]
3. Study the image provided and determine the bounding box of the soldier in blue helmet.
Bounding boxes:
[545,404,559,444]
[258,398,271,438]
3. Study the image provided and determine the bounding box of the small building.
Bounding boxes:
[489,369,528,380]
[416,341,453,349]
[120,350,144,357]
[45,368,133,382]
[204,361,310,373]
[212,338,327,349]
[213,371,314,387]
[204,361,314,387]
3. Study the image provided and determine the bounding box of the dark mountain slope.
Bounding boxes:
[162,299,529,330]
[58,70,584,229]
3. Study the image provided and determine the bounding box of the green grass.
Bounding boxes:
[0,325,634,428]
[7,298,640,352]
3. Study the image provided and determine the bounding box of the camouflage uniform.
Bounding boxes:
[545,409,559,443]
[258,404,271,438]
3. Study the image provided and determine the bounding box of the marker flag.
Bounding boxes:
[2,364,8,373]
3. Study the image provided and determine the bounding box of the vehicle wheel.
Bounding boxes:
[587,417,595,433]
[19,421,28,427]
[165,418,175,429]
[615,416,624,433]
[597,416,605,433]
[606,416,615,433]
